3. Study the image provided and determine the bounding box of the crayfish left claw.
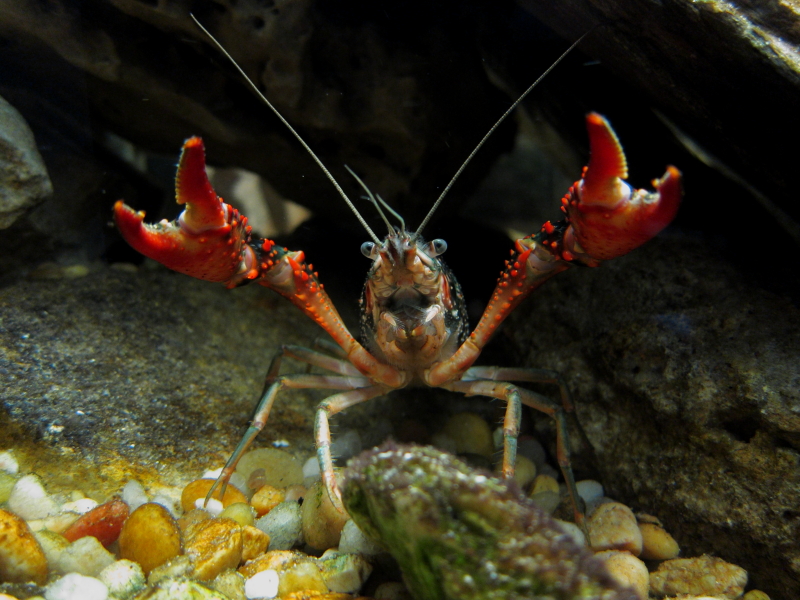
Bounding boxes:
[563,113,682,263]
[114,137,259,287]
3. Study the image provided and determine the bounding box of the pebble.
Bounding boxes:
[510,455,536,490]
[0,450,19,473]
[184,517,243,581]
[241,524,271,561]
[141,577,230,599]
[374,582,414,600]
[529,490,560,515]
[97,559,146,599]
[338,519,384,557]
[595,550,649,600]
[239,550,303,579]
[45,573,108,600]
[256,501,304,550]
[530,474,559,496]
[554,519,586,547]
[181,479,248,513]
[147,555,195,584]
[118,502,182,574]
[319,551,373,594]
[245,568,279,599]
[587,502,643,555]
[211,569,247,600]
[54,536,116,577]
[62,497,129,547]
[441,412,494,458]
[221,502,257,527]
[235,449,305,489]
[121,480,149,512]
[649,555,748,599]
[0,508,48,584]
[575,479,604,504]
[277,558,327,596]
[330,429,363,462]
[34,529,70,571]
[8,474,58,520]
[301,481,349,550]
[203,470,249,496]
[251,485,286,517]
[743,591,770,600]
[61,498,98,514]
[638,521,680,560]
[0,472,17,504]
[516,436,547,469]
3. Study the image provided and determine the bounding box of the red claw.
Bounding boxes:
[566,113,682,262]
[114,137,256,286]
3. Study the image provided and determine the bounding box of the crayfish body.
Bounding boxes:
[114,112,681,524]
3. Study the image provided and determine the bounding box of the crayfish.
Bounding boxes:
[113,29,681,525]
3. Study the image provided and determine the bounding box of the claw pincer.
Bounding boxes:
[114,137,259,287]
[562,113,682,263]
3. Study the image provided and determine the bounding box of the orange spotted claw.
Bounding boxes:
[564,113,682,262]
[114,137,258,287]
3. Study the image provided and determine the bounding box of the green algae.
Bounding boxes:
[343,443,636,600]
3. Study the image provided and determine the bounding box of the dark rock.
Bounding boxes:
[507,237,800,598]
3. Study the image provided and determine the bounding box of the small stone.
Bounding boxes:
[256,501,304,551]
[0,451,19,474]
[181,479,248,513]
[530,474,559,496]
[236,449,305,489]
[221,502,257,528]
[554,519,586,547]
[251,485,286,517]
[510,455,536,490]
[61,498,98,514]
[241,525,270,561]
[147,555,195,585]
[202,469,249,496]
[374,581,413,600]
[184,517,243,581]
[0,508,48,584]
[277,559,327,597]
[441,412,494,458]
[649,555,748,599]
[529,490,560,515]
[140,577,230,599]
[211,569,247,600]
[54,536,116,577]
[301,481,349,550]
[595,550,649,600]
[245,568,279,599]
[238,550,302,579]
[743,591,770,600]
[118,503,182,574]
[121,481,149,512]
[588,502,643,555]
[62,498,129,548]
[319,551,373,594]
[576,480,604,504]
[303,457,321,481]
[284,485,306,502]
[34,529,70,571]
[338,519,384,557]
[0,509,47,585]
[0,472,17,504]
[638,521,680,560]
[97,559,146,599]
[516,436,547,468]
[44,573,108,600]
[7,475,57,520]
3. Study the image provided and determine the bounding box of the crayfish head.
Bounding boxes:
[358,232,468,374]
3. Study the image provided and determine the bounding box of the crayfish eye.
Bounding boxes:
[429,239,447,257]
[361,242,376,258]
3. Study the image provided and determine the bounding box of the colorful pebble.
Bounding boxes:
[118,503,182,574]
[0,508,48,584]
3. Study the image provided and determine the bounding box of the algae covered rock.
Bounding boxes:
[343,443,636,600]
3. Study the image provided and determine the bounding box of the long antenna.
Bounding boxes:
[415,31,590,236]
[190,14,381,244]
